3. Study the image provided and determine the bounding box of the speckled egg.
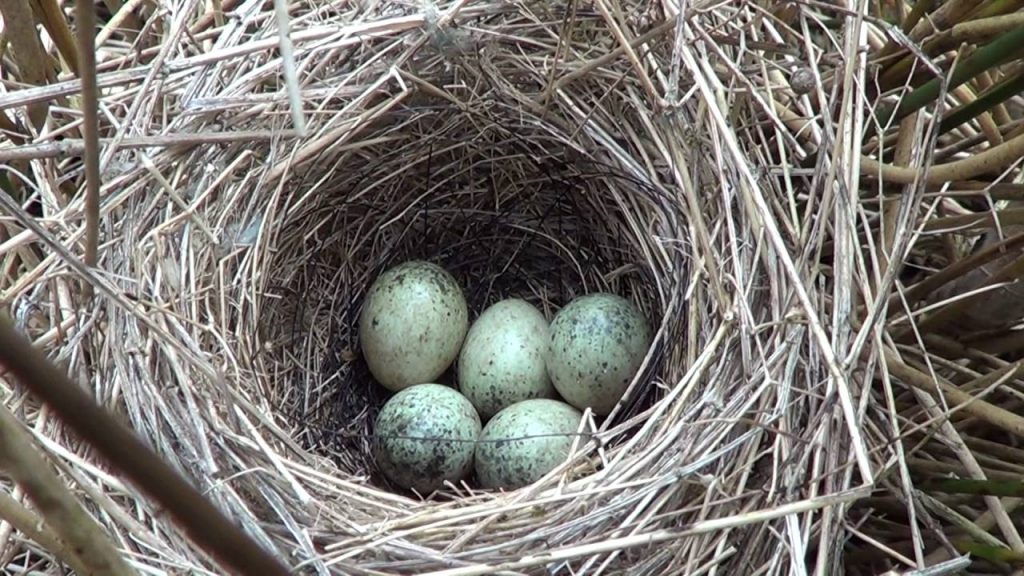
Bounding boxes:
[475,399,583,490]
[547,293,651,415]
[458,299,554,420]
[359,261,469,392]
[373,384,481,494]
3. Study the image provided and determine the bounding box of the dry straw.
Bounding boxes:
[8,0,1023,574]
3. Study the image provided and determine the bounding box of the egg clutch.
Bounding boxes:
[359,260,651,494]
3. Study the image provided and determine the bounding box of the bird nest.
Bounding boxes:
[0,1,942,574]
[269,95,686,475]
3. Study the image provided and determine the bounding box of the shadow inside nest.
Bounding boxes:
[260,96,688,493]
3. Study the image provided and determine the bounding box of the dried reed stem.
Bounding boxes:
[0,402,135,575]
[0,316,292,575]
[74,0,100,296]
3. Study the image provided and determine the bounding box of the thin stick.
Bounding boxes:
[0,0,52,126]
[0,315,292,576]
[0,130,301,162]
[272,0,306,136]
[861,130,1024,184]
[0,402,136,575]
[75,0,100,298]
[0,490,90,575]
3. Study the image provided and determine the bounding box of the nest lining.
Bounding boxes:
[263,96,685,486]
[0,2,883,575]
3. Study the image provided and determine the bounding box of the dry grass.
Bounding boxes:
[3,0,1024,574]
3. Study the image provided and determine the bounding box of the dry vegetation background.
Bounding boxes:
[2,0,1024,575]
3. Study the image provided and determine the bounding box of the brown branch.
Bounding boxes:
[883,347,1024,438]
[0,403,136,575]
[0,0,53,127]
[30,0,80,75]
[0,489,92,574]
[75,0,100,298]
[861,131,1024,184]
[0,316,292,575]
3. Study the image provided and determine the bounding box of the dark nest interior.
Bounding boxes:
[259,94,688,485]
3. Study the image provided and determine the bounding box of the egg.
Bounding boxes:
[457,299,554,420]
[373,384,481,493]
[547,293,651,415]
[359,260,469,392]
[475,399,583,490]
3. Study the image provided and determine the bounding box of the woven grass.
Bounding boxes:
[10,0,1024,574]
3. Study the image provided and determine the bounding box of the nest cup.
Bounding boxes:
[263,94,687,488]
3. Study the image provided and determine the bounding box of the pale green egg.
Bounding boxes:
[457,299,553,420]
[373,384,481,494]
[359,261,468,392]
[475,399,582,490]
[547,293,651,416]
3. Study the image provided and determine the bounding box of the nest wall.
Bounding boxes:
[0,2,874,575]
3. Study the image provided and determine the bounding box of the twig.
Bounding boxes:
[861,130,1024,184]
[74,0,100,298]
[0,0,52,127]
[272,0,306,136]
[0,489,90,574]
[0,130,301,162]
[884,348,1024,437]
[0,402,136,575]
[0,315,292,575]
[32,0,80,75]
